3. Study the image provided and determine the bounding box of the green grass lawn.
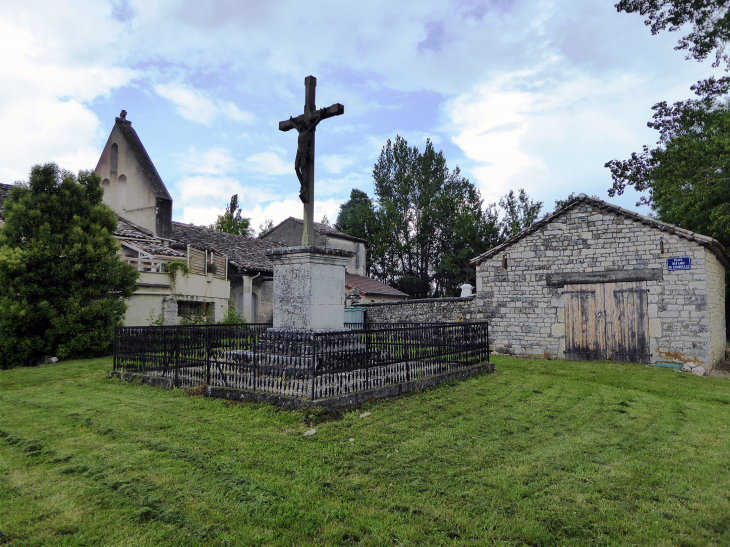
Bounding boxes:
[1,356,730,546]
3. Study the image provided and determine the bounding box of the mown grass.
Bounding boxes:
[1,356,730,546]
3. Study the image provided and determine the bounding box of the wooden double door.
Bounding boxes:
[564,281,650,363]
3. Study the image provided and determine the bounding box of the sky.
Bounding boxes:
[0,0,721,232]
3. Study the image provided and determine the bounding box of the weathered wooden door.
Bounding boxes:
[564,281,650,363]
[564,284,604,361]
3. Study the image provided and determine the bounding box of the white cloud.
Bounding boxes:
[179,206,221,226]
[316,173,368,197]
[0,4,134,181]
[0,98,102,182]
[443,62,705,209]
[174,175,277,213]
[221,102,255,124]
[321,155,355,175]
[178,146,237,175]
[245,151,292,176]
[154,83,254,126]
[154,84,219,125]
[238,197,344,235]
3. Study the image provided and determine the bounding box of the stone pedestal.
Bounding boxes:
[265,246,354,330]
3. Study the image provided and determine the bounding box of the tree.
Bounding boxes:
[335,189,378,254]
[212,194,252,236]
[606,77,730,248]
[498,189,543,239]
[0,163,139,368]
[616,0,730,68]
[366,136,502,297]
[552,193,600,212]
[258,219,274,236]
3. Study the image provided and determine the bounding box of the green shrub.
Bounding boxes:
[0,164,139,368]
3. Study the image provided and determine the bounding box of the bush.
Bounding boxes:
[0,164,139,368]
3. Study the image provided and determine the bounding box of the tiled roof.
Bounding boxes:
[115,217,185,258]
[345,273,408,298]
[262,217,367,244]
[116,117,171,201]
[470,194,730,268]
[172,221,284,273]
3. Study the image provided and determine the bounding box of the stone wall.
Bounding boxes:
[474,201,726,368]
[707,251,726,367]
[361,297,475,324]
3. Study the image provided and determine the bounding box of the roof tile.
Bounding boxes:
[345,273,408,297]
[172,222,284,273]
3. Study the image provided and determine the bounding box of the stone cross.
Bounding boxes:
[279,76,344,246]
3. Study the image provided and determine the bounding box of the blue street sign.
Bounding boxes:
[667,257,691,271]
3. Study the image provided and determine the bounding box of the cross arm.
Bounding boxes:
[278,103,344,132]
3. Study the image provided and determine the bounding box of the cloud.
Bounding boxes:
[237,197,344,235]
[174,175,277,214]
[154,83,254,125]
[178,146,237,175]
[221,102,255,124]
[320,155,355,174]
[0,98,103,182]
[0,4,135,181]
[244,151,292,176]
[317,173,369,197]
[443,64,690,210]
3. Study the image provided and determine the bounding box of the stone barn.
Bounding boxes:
[471,195,728,370]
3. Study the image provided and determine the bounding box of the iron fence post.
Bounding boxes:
[174,332,180,387]
[205,327,211,385]
[113,327,118,372]
[365,323,370,391]
[311,334,317,401]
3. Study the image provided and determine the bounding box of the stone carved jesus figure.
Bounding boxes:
[290,111,323,203]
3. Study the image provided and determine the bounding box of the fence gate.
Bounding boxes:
[564,281,650,363]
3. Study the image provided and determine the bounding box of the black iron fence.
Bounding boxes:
[114,322,489,402]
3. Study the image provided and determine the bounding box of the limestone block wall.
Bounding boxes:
[362,297,475,324]
[475,202,726,368]
[267,247,352,330]
[706,251,726,366]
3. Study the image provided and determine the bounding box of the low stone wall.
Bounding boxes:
[361,296,475,323]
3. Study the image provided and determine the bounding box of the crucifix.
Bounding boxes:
[279,75,344,246]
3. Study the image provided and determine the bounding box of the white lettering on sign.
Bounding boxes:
[667,257,692,271]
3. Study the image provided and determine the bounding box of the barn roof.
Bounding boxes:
[345,273,408,298]
[171,221,284,274]
[261,217,367,244]
[470,194,730,269]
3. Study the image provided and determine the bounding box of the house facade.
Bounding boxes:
[170,222,283,323]
[95,111,173,239]
[114,217,231,326]
[260,217,368,276]
[471,195,728,369]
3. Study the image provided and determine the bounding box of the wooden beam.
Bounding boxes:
[278,103,344,132]
[546,269,662,287]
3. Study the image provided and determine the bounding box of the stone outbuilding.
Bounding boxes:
[471,195,728,370]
